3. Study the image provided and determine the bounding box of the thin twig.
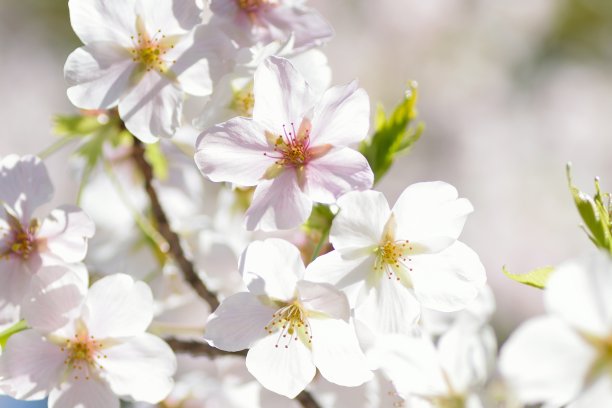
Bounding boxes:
[166,338,247,358]
[131,139,220,311]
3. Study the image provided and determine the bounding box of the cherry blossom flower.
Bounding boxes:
[0,155,95,308]
[0,271,176,408]
[195,56,373,231]
[306,183,486,334]
[65,0,228,142]
[209,0,333,51]
[204,238,372,398]
[500,251,612,407]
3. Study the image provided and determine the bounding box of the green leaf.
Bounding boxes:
[53,114,104,137]
[360,82,425,183]
[0,320,28,350]
[503,266,555,289]
[566,164,612,251]
[144,142,169,181]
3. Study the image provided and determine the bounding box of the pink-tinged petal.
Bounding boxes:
[0,330,64,400]
[260,4,334,51]
[297,281,349,321]
[305,147,373,204]
[135,0,201,35]
[245,171,312,231]
[305,249,374,307]
[310,318,372,387]
[84,274,153,338]
[102,333,176,403]
[65,43,134,110]
[246,334,316,398]
[369,334,447,397]
[0,155,53,221]
[21,264,88,333]
[118,72,183,142]
[204,292,276,352]
[331,190,391,250]
[409,241,486,312]
[210,0,239,18]
[240,239,304,300]
[0,257,35,307]
[309,81,369,146]
[545,252,612,337]
[252,56,317,132]
[392,182,474,253]
[195,117,272,186]
[499,316,595,406]
[48,376,119,408]
[355,277,420,334]
[37,205,96,264]
[68,0,137,46]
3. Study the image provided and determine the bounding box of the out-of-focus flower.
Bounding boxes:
[0,155,95,308]
[65,0,228,142]
[307,183,486,334]
[195,56,373,231]
[204,238,372,398]
[0,272,176,407]
[209,0,333,51]
[500,251,612,407]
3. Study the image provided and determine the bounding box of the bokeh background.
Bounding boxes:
[1,1,612,405]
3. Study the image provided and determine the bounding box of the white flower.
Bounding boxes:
[0,271,177,407]
[209,0,333,51]
[500,251,612,406]
[65,0,227,142]
[0,155,95,308]
[306,183,486,334]
[195,56,373,231]
[204,238,372,398]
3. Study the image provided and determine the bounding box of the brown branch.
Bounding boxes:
[131,139,220,310]
[295,390,321,408]
[165,338,247,358]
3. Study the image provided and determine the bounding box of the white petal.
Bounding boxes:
[392,182,473,253]
[0,155,53,221]
[289,49,331,95]
[37,205,96,264]
[245,171,313,231]
[499,316,595,406]
[48,376,119,408]
[84,274,153,338]
[305,148,374,204]
[135,0,201,35]
[296,280,349,320]
[305,249,373,307]
[102,334,176,403]
[330,190,391,250]
[0,330,64,400]
[567,377,612,408]
[355,277,420,334]
[409,241,486,312]
[0,257,34,307]
[369,334,447,397]
[252,56,317,132]
[118,72,183,142]
[65,44,134,110]
[310,318,372,387]
[545,251,612,337]
[195,117,271,186]
[68,0,136,46]
[309,81,370,146]
[204,292,276,352]
[261,5,334,51]
[21,264,88,333]
[246,334,315,398]
[240,238,304,300]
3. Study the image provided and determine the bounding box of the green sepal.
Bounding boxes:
[0,320,28,350]
[566,164,612,252]
[502,265,555,289]
[144,142,169,181]
[359,82,424,183]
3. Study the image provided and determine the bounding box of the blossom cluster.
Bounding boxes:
[1,0,611,407]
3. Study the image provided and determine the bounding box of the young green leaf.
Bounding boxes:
[502,266,555,289]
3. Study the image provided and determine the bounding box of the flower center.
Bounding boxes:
[61,332,107,381]
[129,23,175,73]
[231,89,255,117]
[265,122,311,167]
[264,301,313,348]
[237,0,273,12]
[374,239,412,281]
[1,218,38,261]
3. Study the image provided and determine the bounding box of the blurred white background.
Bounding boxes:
[2,0,612,341]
